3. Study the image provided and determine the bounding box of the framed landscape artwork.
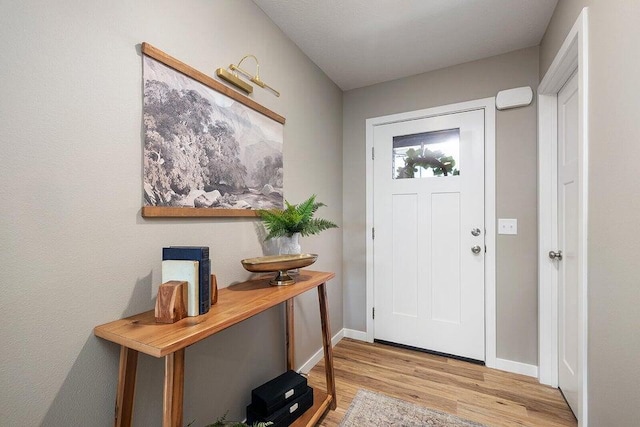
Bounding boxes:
[141,43,285,217]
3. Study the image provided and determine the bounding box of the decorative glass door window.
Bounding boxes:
[392,128,460,179]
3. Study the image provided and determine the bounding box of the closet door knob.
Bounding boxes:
[548,250,563,261]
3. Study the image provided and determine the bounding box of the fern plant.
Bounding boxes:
[258,194,338,240]
[205,412,273,427]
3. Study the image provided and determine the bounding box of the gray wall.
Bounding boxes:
[0,0,343,425]
[343,47,540,365]
[541,1,640,425]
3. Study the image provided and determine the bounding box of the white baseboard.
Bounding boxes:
[494,357,539,378]
[343,328,368,341]
[297,328,344,374]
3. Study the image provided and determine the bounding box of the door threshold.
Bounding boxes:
[374,339,485,366]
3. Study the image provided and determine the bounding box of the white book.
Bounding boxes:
[162,260,199,317]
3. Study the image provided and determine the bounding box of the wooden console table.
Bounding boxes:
[94,270,336,427]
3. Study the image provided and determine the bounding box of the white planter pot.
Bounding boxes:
[278,232,301,255]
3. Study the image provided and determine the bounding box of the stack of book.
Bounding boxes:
[246,370,313,427]
[161,246,210,316]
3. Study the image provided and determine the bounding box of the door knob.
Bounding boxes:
[471,245,482,254]
[548,250,563,261]
[471,228,481,236]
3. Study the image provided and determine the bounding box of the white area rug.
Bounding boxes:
[339,389,486,427]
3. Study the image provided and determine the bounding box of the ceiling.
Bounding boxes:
[252,0,558,91]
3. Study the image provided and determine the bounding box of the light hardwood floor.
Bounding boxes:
[306,339,577,427]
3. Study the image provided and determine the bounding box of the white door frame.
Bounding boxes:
[365,97,497,369]
[538,7,588,425]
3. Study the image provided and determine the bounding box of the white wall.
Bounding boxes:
[0,0,343,425]
[540,1,640,424]
[343,47,540,365]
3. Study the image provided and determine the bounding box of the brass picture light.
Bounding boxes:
[216,54,280,97]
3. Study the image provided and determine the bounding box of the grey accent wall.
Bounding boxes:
[0,0,343,425]
[541,1,640,425]
[343,47,540,365]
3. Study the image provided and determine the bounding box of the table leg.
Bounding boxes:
[163,349,185,427]
[286,298,295,370]
[115,346,138,427]
[317,283,337,410]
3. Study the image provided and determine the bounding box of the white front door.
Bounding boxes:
[556,71,580,418]
[373,109,485,361]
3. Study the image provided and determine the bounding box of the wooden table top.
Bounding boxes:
[94,270,335,358]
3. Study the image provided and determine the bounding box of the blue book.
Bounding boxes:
[162,246,209,261]
[163,246,210,315]
[198,259,211,315]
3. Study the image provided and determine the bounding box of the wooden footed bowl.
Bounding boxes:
[241,254,318,285]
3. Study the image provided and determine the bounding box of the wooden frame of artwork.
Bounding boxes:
[141,43,285,218]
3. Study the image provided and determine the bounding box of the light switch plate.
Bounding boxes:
[498,218,518,235]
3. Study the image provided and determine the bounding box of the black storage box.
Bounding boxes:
[250,370,308,416]
[247,386,313,427]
